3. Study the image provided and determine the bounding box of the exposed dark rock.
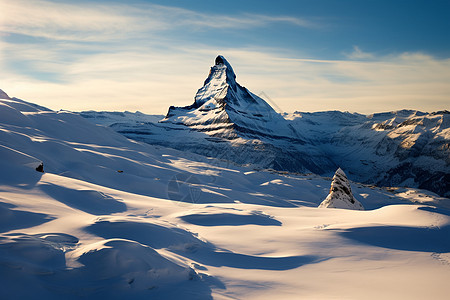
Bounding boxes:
[35,163,44,173]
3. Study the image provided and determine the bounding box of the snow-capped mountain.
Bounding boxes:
[288,109,450,197]
[319,168,364,210]
[85,56,336,175]
[79,56,449,197]
[163,55,295,140]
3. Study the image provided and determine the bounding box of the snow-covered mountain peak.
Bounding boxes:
[214,55,236,80]
[329,168,352,195]
[192,55,236,109]
[319,168,364,210]
[163,56,297,139]
[335,167,346,178]
[99,56,335,174]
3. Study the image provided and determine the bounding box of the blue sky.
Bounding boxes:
[1,0,449,114]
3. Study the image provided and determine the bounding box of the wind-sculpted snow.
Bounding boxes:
[40,184,127,215]
[2,95,450,298]
[339,224,450,253]
[0,203,53,232]
[179,212,282,226]
[86,219,211,251]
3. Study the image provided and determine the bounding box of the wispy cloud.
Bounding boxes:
[0,0,145,41]
[0,0,316,41]
[345,46,374,60]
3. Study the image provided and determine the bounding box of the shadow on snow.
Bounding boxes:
[338,225,450,253]
[86,220,319,271]
[179,212,282,227]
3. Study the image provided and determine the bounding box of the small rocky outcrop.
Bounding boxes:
[319,168,364,210]
[35,163,44,173]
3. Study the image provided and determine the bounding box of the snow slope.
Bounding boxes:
[1,94,450,299]
[80,110,164,127]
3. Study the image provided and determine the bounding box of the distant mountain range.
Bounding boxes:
[81,56,449,197]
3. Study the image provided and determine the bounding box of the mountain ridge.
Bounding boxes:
[77,55,449,197]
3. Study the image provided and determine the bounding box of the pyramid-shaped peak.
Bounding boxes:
[319,168,364,210]
[215,55,225,65]
[208,55,236,81]
[214,55,229,67]
[163,54,303,137]
[0,89,11,100]
[335,167,345,176]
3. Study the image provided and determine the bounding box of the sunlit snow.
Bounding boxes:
[1,86,449,299]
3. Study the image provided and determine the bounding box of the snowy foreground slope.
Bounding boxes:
[1,95,450,299]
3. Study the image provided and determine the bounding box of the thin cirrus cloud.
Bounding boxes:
[0,0,316,41]
[0,1,143,41]
[345,46,374,60]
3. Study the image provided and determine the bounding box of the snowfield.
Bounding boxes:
[1,94,450,299]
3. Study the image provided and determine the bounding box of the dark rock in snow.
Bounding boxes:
[35,163,44,173]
